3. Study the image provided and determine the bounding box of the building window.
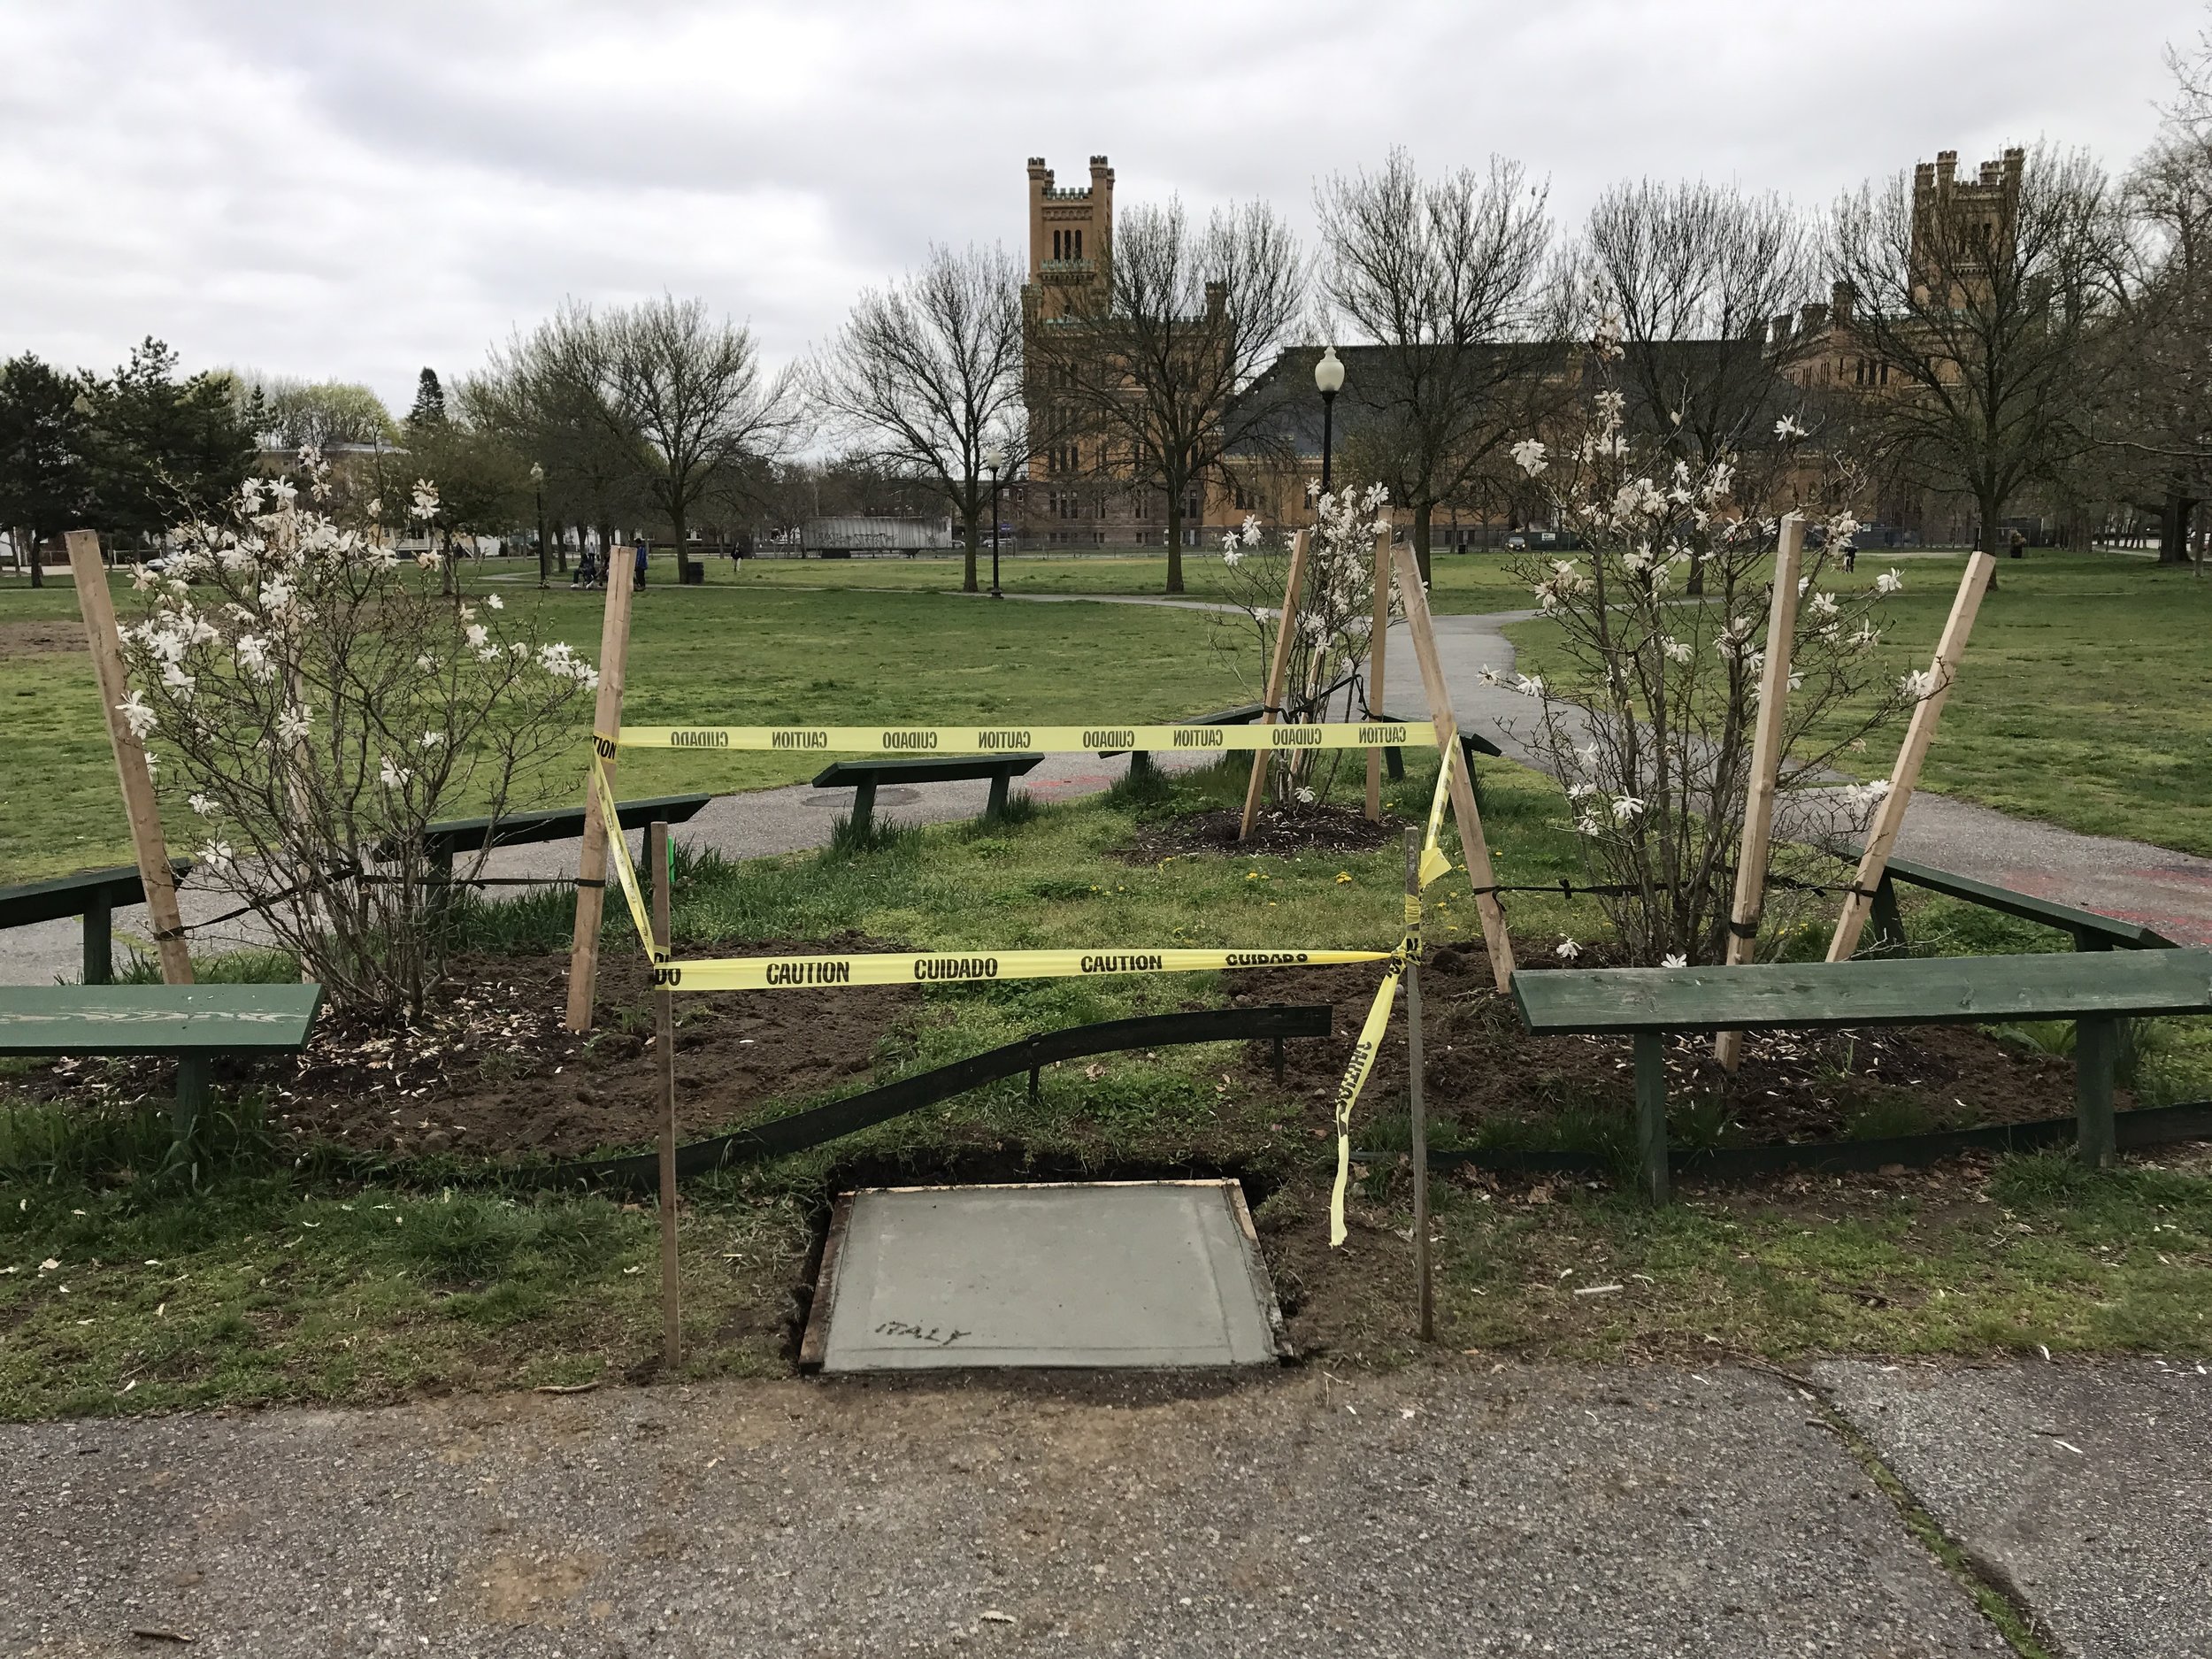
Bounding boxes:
[1073,228,1083,258]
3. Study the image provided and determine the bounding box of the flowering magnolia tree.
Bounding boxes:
[1210,480,1402,804]
[1499,320,1922,965]
[115,453,600,1018]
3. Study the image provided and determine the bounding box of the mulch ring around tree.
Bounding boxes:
[1225,941,2103,1150]
[1115,803,1406,862]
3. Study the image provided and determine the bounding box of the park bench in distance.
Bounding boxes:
[811,756,1043,837]
[0,983,323,1140]
[1847,846,2177,954]
[1512,948,2212,1202]
[400,793,714,884]
[0,861,193,985]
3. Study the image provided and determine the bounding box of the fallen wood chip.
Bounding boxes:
[980,1610,1017,1624]
[1571,1283,1624,1296]
[534,1381,601,1395]
[131,1630,192,1644]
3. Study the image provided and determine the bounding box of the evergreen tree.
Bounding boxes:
[408,366,448,430]
[85,338,257,539]
[0,353,95,587]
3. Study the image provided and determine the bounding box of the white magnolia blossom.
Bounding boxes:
[1566,781,1595,801]
[418,729,447,749]
[1661,636,1693,664]
[1875,569,1904,595]
[188,792,219,817]
[117,691,157,739]
[1510,438,1549,477]
[197,840,236,872]
[415,654,437,672]
[276,703,312,744]
[1774,415,1808,442]
[1575,812,1604,837]
[1662,953,1688,969]
[1555,938,1582,961]
[233,634,274,681]
[1900,667,1940,701]
[1809,590,1840,620]
[1294,786,1317,804]
[486,595,504,611]
[464,624,489,649]
[378,756,411,791]
[1610,795,1647,822]
[409,480,440,522]
[1515,672,1545,698]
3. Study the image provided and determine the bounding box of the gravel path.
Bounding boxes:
[8,589,2208,983]
[1,1365,2016,1657]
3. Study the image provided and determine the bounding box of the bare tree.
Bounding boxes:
[605,296,795,582]
[1831,146,2127,565]
[1583,180,1818,591]
[811,243,1025,593]
[1316,150,1557,582]
[1033,198,1304,593]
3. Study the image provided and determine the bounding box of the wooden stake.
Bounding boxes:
[1827,552,1996,963]
[68,531,191,986]
[1403,829,1432,1342]
[1364,527,1391,821]
[1715,516,1805,1072]
[565,549,638,1031]
[1239,529,1310,839]
[649,818,680,1371]
[1390,543,1517,991]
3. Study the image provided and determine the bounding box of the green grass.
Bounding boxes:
[0,569,1248,882]
[1507,549,2212,856]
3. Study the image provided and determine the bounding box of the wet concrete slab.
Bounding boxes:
[807,1179,1283,1371]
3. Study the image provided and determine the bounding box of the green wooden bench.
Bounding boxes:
[0,862,194,985]
[811,756,1043,836]
[1847,849,2177,954]
[382,793,714,885]
[0,983,324,1138]
[1511,949,2212,1202]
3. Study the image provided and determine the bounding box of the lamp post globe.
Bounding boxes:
[1314,345,1345,498]
[529,462,548,588]
[984,446,1007,598]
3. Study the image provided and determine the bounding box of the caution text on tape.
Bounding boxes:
[646,946,1394,992]
[616,722,1437,756]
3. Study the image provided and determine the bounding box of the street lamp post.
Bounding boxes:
[985,445,1006,598]
[1314,345,1345,499]
[530,462,548,588]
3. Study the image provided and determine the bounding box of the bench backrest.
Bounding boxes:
[1864,851,2174,949]
[0,861,194,930]
[1513,948,2212,1035]
[0,984,325,1054]
[414,793,713,857]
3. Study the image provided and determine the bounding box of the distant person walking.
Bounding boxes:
[2008,527,2026,560]
[634,537,649,588]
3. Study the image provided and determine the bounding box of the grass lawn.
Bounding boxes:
[690,547,1540,612]
[1507,549,2212,857]
[4,752,2210,1419]
[0,570,1249,882]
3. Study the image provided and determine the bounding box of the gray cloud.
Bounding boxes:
[2,0,2195,408]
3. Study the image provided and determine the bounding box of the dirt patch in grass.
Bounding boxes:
[0,618,86,660]
[1225,942,2097,1149]
[1115,803,1406,862]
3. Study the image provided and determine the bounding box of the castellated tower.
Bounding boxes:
[1025,155,1113,321]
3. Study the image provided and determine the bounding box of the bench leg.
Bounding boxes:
[850,780,877,838]
[1028,1065,1041,1105]
[82,894,112,986]
[1384,745,1405,783]
[1127,749,1155,782]
[2076,1015,2117,1168]
[1633,1032,1671,1204]
[173,1054,211,1144]
[987,772,1010,820]
[1869,875,1906,953]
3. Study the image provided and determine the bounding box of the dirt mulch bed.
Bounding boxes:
[0,618,87,661]
[1225,941,2102,1149]
[1116,803,1406,862]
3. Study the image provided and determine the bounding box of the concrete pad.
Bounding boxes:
[0,1368,2011,1655]
[805,1179,1284,1371]
[1818,1358,2212,1655]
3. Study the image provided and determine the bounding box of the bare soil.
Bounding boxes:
[1117,803,1406,861]
[0,618,86,660]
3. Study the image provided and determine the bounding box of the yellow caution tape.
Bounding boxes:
[647,946,1394,992]
[616,721,1436,756]
[1329,961,1403,1248]
[590,754,666,964]
[1418,740,1456,889]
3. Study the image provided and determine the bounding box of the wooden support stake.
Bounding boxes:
[1389,543,1517,991]
[565,549,638,1031]
[649,819,680,1370]
[68,530,191,987]
[1827,552,1995,963]
[1715,515,1805,1072]
[1240,529,1310,839]
[1404,830,1432,1341]
[1364,528,1391,821]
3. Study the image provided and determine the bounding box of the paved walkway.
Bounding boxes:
[7,593,2209,983]
[4,1358,2202,1655]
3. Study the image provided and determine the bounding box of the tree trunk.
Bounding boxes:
[962,487,979,594]
[2159,492,2194,565]
[672,504,693,586]
[1978,489,2002,593]
[1412,502,1434,588]
[23,528,42,589]
[440,527,455,596]
[1164,487,1185,595]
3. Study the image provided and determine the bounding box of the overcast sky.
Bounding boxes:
[3,0,2201,411]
